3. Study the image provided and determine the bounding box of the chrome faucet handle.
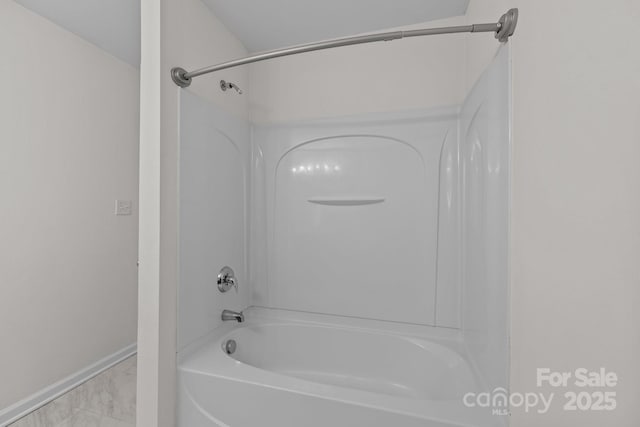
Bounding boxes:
[217,266,237,293]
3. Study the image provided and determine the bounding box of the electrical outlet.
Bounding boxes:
[115,200,132,215]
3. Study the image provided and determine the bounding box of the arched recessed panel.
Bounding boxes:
[271,135,437,325]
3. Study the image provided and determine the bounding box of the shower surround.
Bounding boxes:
[176,43,510,426]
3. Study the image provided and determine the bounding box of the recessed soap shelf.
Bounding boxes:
[307,197,385,206]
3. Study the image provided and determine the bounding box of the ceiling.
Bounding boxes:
[14,0,140,66]
[201,0,470,52]
[13,0,469,66]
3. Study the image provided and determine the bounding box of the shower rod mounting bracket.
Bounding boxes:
[171,8,518,88]
[495,8,518,43]
[171,67,191,88]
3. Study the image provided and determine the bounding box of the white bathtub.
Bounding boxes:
[178,308,496,427]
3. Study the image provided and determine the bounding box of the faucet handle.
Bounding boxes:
[217,266,238,293]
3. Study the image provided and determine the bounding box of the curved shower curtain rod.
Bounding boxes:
[171,8,518,88]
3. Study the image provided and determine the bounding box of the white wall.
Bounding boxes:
[249,18,466,124]
[465,2,640,426]
[137,0,249,424]
[0,0,138,411]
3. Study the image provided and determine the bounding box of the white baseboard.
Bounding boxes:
[0,343,137,426]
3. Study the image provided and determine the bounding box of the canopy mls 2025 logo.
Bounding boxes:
[463,368,618,415]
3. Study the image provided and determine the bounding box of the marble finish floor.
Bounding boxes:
[9,355,136,427]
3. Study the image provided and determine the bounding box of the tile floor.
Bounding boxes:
[9,355,136,427]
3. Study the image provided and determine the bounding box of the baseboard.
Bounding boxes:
[0,343,137,426]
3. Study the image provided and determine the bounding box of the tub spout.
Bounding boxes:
[221,309,244,323]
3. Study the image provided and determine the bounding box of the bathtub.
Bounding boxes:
[178,308,496,427]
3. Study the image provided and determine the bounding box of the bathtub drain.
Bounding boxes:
[224,339,237,355]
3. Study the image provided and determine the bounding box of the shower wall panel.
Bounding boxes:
[251,109,460,326]
[178,91,251,350]
[460,46,510,392]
